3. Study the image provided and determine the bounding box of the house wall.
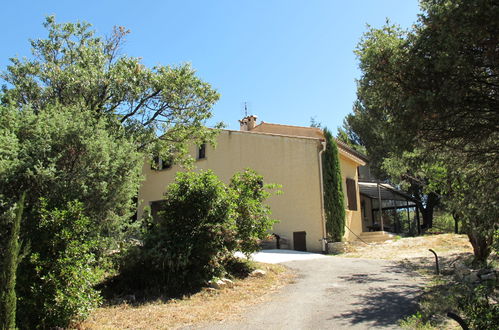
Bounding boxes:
[137,130,326,252]
[339,154,363,241]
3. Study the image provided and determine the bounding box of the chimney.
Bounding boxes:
[239,115,258,131]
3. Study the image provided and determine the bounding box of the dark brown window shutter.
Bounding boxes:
[346,178,358,210]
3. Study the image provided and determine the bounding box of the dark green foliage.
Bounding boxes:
[0,104,142,253]
[117,169,278,297]
[400,0,498,156]
[459,283,499,329]
[0,192,25,330]
[17,200,102,328]
[223,257,257,279]
[348,24,441,229]
[322,128,345,242]
[335,120,366,155]
[350,0,498,262]
[0,104,142,328]
[404,275,498,329]
[122,170,237,295]
[230,169,279,256]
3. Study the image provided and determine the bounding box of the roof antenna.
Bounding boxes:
[244,102,248,117]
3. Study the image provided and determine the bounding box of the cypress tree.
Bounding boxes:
[0,192,25,330]
[322,128,345,242]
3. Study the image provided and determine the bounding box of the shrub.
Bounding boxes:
[224,257,257,279]
[459,283,499,330]
[125,170,237,294]
[230,169,279,257]
[0,104,141,327]
[17,200,102,328]
[117,169,280,297]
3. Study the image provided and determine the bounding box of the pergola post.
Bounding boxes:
[406,200,411,233]
[377,182,384,231]
[416,206,421,235]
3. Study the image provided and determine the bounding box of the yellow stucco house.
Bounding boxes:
[137,115,368,253]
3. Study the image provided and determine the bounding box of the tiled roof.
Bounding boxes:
[251,122,324,139]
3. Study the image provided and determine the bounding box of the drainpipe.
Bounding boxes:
[318,141,327,253]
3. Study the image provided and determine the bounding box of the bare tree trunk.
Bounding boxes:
[419,192,439,230]
[452,212,459,234]
[468,230,491,267]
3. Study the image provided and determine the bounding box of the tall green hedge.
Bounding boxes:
[322,128,345,242]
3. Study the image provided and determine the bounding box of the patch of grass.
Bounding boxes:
[399,312,436,329]
[80,262,292,329]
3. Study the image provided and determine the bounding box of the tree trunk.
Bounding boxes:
[452,213,459,234]
[468,230,491,266]
[420,192,439,229]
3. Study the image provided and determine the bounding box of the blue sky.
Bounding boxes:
[1,0,420,131]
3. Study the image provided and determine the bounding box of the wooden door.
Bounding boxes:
[293,231,307,251]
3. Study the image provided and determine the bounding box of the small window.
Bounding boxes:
[151,156,173,170]
[197,143,206,160]
[346,178,358,211]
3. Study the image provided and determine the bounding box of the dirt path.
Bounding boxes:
[191,256,424,329]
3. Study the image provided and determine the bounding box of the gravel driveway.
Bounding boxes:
[198,251,424,329]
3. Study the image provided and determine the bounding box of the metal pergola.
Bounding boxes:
[359,181,421,234]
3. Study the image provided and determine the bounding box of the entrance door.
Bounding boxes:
[293,231,307,251]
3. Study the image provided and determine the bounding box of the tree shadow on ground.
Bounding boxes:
[330,263,424,327]
[96,256,255,307]
[332,284,423,327]
[337,273,395,284]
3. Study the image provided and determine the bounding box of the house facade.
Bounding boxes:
[137,116,366,252]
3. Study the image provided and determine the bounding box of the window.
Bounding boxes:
[197,143,206,160]
[346,178,358,211]
[151,156,173,170]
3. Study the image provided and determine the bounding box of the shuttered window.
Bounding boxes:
[346,178,358,211]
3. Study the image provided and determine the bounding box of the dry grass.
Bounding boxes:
[342,234,473,261]
[80,263,292,329]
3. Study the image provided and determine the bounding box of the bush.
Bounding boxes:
[224,257,257,279]
[230,169,279,257]
[0,104,140,328]
[0,104,142,261]
[17,200,102,328]
[122,170,237,295]
[117,169,279,297]
[459,283,499,330]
